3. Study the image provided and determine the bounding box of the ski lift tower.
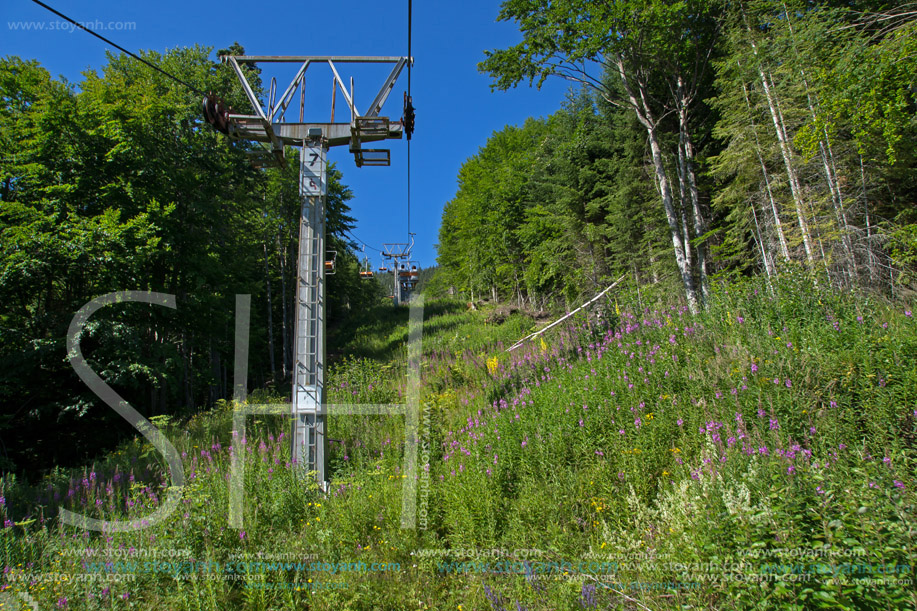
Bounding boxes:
[382,240,413,305]
[209,54,412,489]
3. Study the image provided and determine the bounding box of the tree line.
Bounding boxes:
[433,0,917,311]
[0,44,381,474]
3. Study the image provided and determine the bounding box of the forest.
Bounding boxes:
[434,0,917,312]
[0,44,381,474]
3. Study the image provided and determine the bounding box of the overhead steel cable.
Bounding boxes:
[346,230,384,254]
[28,0,209,98]
[407,0,412,245]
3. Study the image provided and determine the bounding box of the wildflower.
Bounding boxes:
[785,379,792,388]
[906,310,912,317]
[57,597,68,608]
[239,530,246,541]
[493,454,498,465]
[894,480,904,489]
[787,465,796,475]
[769,418,779,431]
[676,419,683,427]
[737,316,744,324]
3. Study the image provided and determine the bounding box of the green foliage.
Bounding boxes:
[0,48,372,474]
[1,276,915,610]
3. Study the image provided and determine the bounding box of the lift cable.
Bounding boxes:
[28,0,209,98]
[345,230,384,254]
[406,0,413,245]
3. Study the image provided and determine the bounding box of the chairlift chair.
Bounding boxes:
[325,251,337,275]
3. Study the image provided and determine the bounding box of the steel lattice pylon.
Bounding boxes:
[292,142,328,483]
[214,55,410,489]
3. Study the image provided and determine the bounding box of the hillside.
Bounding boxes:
[1,274,915,610]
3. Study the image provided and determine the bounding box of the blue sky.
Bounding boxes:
[1,0,574,268]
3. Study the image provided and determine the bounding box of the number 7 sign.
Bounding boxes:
[301,145,326,196]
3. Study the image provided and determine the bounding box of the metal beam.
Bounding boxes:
[227,56,267,120]
[365,57,407,117]
[229,55,404,63]
[270,60,311,122]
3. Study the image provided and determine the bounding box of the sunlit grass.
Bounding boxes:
[2,276,915,610]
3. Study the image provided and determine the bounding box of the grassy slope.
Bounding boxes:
[1,275,916,610]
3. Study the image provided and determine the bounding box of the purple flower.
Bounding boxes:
[676,419,683,427]
[737,316,744,324]
[787,466,795,474]
[769,418,780,431]
[57,598,68,608]
[894,480,904,489]
[239,530,246,540]
[906,310,912,317]
[493,454,498,465]
[785,379,792,388]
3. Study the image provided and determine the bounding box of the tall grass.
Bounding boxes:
[1,275,915,610]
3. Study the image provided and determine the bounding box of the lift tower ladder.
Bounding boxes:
[219,54,410,489]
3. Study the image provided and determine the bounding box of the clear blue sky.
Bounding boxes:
[1,0,574,268]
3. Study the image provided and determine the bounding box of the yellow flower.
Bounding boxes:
[540,337,548,353]
[486,356,499,375]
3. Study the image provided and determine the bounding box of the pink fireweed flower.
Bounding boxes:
[785,379,792,388]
